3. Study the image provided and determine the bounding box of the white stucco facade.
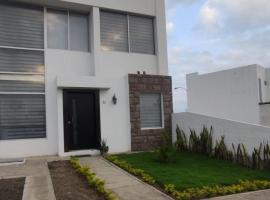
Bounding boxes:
[187,64,270,127]
[0,0,169,158]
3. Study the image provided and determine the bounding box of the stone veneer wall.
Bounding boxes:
[128,74,173,151]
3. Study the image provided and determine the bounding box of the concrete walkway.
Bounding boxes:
[0,157,56,200]
[79,156,173,200]
[206,189,270,200]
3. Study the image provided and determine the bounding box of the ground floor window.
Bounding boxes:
[139,93,163,129]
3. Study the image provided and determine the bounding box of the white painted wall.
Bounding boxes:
[172,112,270,154]
[0,0,168,158]
[187,65,262,125]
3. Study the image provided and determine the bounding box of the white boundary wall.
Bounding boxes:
[172,112,270,154]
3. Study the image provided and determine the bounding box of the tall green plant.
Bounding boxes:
[175,125,188,151]
[156,131,174,163]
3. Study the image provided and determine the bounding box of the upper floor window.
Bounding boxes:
[100,10,155,55]
[47,9,89,52]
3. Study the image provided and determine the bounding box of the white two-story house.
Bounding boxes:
[0,0,172,158]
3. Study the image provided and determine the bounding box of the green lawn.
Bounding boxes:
[117,152,270,190]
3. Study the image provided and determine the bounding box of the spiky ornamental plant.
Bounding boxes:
[199,126,213,156]
[189,129,200,153]
[214,136,228,160]
[175,125,188,151]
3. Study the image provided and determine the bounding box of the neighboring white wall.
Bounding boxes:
[172,112,270,154]
[187,65,261,124]
[260,104,270,127]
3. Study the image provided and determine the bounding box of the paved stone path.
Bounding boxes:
[206,189,270,200]
[79,156,173,200]
[0,157,56,200]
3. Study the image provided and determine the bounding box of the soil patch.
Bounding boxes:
[0,178,25,200]
[49,161,106,200]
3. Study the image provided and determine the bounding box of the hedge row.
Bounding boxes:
[69,157,117,200]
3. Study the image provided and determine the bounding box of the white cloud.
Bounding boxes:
[166,22,175,34]
[199,4,220,32]
[198,0,270,34]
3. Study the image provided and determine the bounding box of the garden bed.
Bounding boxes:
[107,152,270,199]
[0,177,25,200]
[49,161,106,200]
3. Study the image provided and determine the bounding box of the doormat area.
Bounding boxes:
[0,178,25,200]
[49,161,105,200]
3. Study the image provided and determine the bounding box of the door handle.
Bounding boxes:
[67,121,72,125]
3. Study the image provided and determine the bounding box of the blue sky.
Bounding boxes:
[165,0,270,112]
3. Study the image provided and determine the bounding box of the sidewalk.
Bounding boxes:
[0,157,56,200]
[79,156,173,200]
[206,189,270,200]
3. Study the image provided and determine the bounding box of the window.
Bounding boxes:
[47,9,68,50]
[100,11,128,52]
[47,9,89,52]
[100,10,155,54]
[140,93,163,128]
[129,15,155,54]
[0,2,46,140]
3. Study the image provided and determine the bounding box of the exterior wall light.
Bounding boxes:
[112,94,117,105]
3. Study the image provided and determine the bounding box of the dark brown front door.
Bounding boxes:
[63,90,100,152]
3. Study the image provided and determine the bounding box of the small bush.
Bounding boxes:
[69,157,117,200]
[100,139,109,156]
[106,155,156,185]
[175,125,188,151]
[156,131,176,163]
[164,180,270,200]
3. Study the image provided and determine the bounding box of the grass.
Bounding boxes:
[117,151,270,191]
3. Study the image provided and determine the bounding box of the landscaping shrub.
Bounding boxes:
[156,131,176,163]
[175,125,188,151]
[164,180,270,200]
[100,139,109,156]
[175,125,270,170]
[70,157,117,200]
[105,155,155,184]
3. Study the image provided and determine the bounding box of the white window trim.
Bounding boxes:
[140,93,164,130]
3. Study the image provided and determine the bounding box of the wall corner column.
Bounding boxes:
[91,7,101,76]
[155,0,169,76]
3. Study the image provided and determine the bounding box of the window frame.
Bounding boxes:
[139,93,164,130]
[46,7,90,52]
[100,9,156,55]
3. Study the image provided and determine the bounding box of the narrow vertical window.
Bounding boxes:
[70,12,89,52]
[47,9,68,49]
